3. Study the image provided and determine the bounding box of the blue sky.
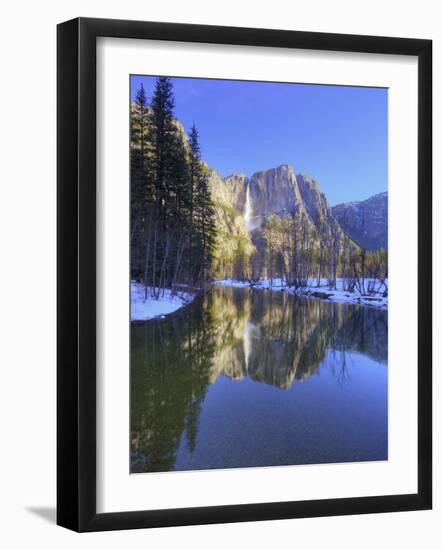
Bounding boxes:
[130,75,387,205]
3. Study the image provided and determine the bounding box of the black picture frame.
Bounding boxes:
[57,17,432,532]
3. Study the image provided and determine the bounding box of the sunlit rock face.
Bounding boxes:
[296,174,332,225]
[224,173,248,213]
[210,164,347,240]
[210,170,245,209]
[247,165,306,230]
[208,170,255,277]
[332,192,388,251]
[219,165,335,233]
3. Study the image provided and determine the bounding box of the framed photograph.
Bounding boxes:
[57,17,432,532]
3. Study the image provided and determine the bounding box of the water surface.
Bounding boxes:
[131,287,387,473]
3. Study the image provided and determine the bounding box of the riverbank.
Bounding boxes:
[131,276,387,321]
[131,282,196,321]
[215,278,388,309]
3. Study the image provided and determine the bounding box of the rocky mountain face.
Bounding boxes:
[208,169,255,276]
[211,164,343,239]
[209,164,387,253]
[224,173,248,213]
[247,165,305,229]
[296,174,332,225]
[332,192,387,251]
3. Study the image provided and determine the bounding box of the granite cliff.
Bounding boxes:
[209,164,387,254]
[211,164,345,245]
[332,192,387,251]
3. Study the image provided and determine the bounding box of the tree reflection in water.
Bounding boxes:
[131,287,387,473]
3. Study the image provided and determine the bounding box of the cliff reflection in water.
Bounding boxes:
[131,287,387,473]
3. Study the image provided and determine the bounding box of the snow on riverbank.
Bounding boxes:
[131,282,195,321]
[215,278,388,309]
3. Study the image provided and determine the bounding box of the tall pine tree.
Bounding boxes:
[130,83,150,278]
[188,125,217,284]
[130,78,217,295]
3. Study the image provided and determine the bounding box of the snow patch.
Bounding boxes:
[131,282,195,321]
[215,278,387,310]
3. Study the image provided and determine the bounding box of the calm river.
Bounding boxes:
[131,286,387,473]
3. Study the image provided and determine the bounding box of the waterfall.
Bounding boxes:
[244,183,252,230]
